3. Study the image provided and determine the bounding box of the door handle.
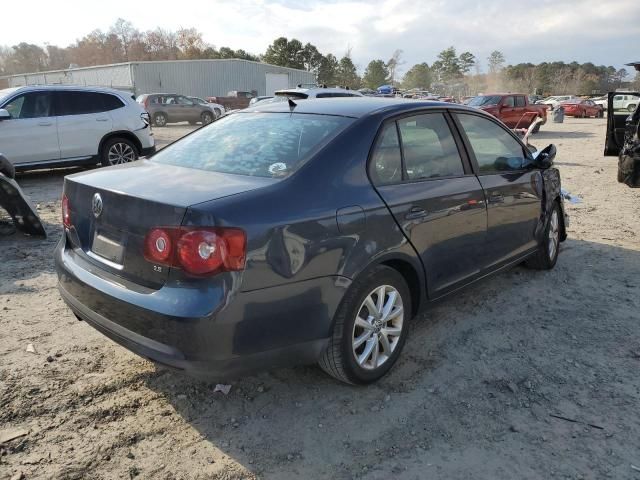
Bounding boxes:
[405,206,428,220]
[38,121,52,126]
[96,118,109,122]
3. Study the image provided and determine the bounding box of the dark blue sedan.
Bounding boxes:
[55,98,567,384]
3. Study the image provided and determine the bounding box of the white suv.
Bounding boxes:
[0,85,155,171]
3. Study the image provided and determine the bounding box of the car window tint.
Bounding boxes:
[370,123,402,185]
[503,96,515,107]
[4,92,52,119]
[102,94,124,110]
[177,96,192,105]
[457,114,526,173]
[152,112,352,178]
[397,114,464,180]
[515,96,526,107]
[56,91,109,116]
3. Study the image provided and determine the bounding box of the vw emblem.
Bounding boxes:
[92,193,103,218]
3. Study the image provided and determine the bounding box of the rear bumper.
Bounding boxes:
[54,236,344,380]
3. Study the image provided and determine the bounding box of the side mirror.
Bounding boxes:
[0,109,10,120]
[532,144,556,169]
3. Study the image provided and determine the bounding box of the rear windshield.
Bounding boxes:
[467,95,502,107]
[152,112,353,178]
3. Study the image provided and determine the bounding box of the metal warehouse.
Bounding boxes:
[4,59,316,97]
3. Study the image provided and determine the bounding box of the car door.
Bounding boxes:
[499,95,516,127]
[454,112,542,270]
[54,91,113,159]
[370,112,488,298]
[176,96,201,122]
[0,91,59,164]
[163,95,183,122]
[605,91,640,156]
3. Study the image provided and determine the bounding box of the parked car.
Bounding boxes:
[0,85,154,171]
[605,91,640,187]
[591,95,608,110]
[467,93,548,132]
[206,91,255,111]
[274,86,363,99]
[187,96,225,119]
[537,95,579,110]
[611,93,639,113]
[137,93,216,127]
[55,98,567,384]
[560,99,604,118]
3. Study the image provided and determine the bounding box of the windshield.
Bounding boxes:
[152,112,353,178]
[467,95,502,107]
[0,88,20,105]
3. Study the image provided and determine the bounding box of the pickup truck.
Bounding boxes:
[467,93,548,132]
[205,91,256,111]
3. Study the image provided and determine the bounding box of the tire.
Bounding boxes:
[628,104,637,112]
[201,111,214,125]
[597,110,604,118]
[214,108,222,118]
[319,265,411,384]
[100,137,139,167]
[617,169,625,183]
[580,109,587,118]
[525,201,561,270]
[531,123,541,134]
[153,112,167,127]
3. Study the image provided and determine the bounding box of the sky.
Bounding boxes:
[2,0,639,75]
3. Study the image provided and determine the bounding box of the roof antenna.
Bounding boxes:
[288,97,297,112]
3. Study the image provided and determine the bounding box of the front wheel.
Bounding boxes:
[628,104,637,112]
[153,112,167,127]
[319,265,411,384]
[525,202,561,270]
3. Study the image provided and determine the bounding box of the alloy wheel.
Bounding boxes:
[352,285,404,370]
[548,209,559,261]
[107,143,136,165]
[155,114,166,127]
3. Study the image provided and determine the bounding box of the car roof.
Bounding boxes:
[242,97,468,118]
[4,85,131,96]
[275,87,363,97]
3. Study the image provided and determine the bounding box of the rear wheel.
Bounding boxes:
[201,111,213,125]
[101,137,138,167]
[597,109,604,118]
[319,265,411,384]
[525,201,561,270]
[153,112,167,127]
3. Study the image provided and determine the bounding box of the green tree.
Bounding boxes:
[487,50,505,73]
[362,59,389,89]
[458,51,476,74]
[431,47,461,83]
[317,53,339,86]
[262,37,304,69]
[402,62,431,89]
[337,55,360,89]
[301,43,323,74]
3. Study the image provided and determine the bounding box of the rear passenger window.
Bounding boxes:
[102,94,124,111]
[397,114,464,180]
[515,96,526,107]
[456,114,526,173]
[56,91,114,116]
[370,123,402,185]
[503,96,515,107]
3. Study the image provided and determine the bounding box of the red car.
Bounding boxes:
[560,99,604,118]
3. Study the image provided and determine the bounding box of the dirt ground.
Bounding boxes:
[1,118,639,480]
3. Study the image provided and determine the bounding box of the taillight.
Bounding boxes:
[143,227,246,276]
[62,194,71,228]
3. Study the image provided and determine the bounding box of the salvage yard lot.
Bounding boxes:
[1,118,639,480]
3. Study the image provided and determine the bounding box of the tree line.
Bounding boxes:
[1,18,638,95]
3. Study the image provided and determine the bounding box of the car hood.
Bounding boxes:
[66,160,278,208]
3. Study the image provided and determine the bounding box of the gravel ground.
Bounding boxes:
[1,118,639,480]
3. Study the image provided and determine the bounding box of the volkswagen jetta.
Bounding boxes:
[55,98,567,384]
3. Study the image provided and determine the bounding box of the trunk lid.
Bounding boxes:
[64,160,276,288]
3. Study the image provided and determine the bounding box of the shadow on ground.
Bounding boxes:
[139,238,640,479]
